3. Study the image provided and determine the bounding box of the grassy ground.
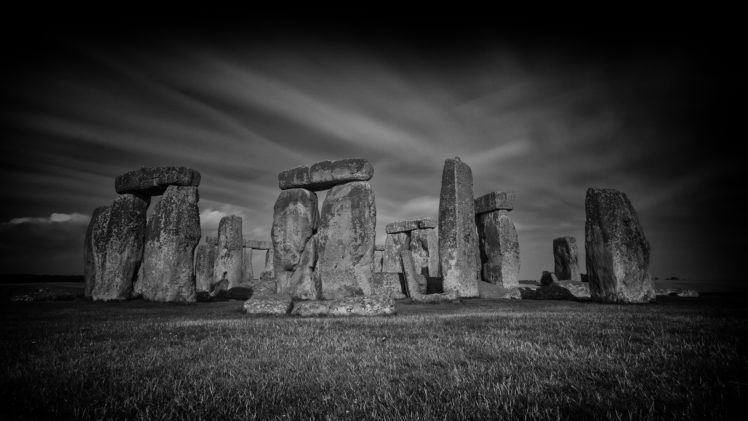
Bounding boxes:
[1,293,747,420]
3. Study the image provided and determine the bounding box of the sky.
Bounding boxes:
[1,18,745,288]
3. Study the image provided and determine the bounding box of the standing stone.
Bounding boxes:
[374,250,384,272]
[261,248,275,279]
[194,243,217,293]
[288,234,320,300]
[243,248,254,283]
[438,157,480,297]
[400,250,427,297]
[94,194,149,301]
[317,181,376,299]
[476,210,520,288]
[271,188,319,298]
[83,206,110,297]
[585,188,655,303]
[410,228,439,277]
[553,236,581,282]
[382,232,409,273]
[138,186,201,302]
[213,215,244,290]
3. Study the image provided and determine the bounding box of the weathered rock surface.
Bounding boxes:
[93,194,149,301]
[115,166,200,195]
[400,250,427,297]
[539,271,556,286]
[245,239,271,250]
[194,244,217,292]
[474,191,515,214]
[585,188,655,303]
[438,157,480,297]
[655,288,699,298]
[556,280,591,298]
[243,294,293,315]
[278,158,374,191]
[410,228,439,277]
[553,236,581,282]
[243,248,254,283]
[285,234,320,300]
[252,278,278,298]
[271,188,319,298]
[374,250,384,272]
[213,215,245,290]
[382,232,409,273]
[137,186,201,302]
[371,273,406,299]
[411,290,459,303]
[477,280,522,299]
[385,217,436,234]
[476,209,519,288]
[205,236,218,246]
[84,206,110,297]
[290,296,395,317]
[317,181,376,299]
[375,244,385,251]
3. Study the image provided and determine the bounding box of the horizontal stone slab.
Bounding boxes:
[242,294,293,315]
[374,244,385,251]
[474,191,515,214]
[115,166,201,195]
[385,217,436,233]
[244,239,271,250]
[205,236,218,245]
[290,296,396,317]
[278,158,373,191]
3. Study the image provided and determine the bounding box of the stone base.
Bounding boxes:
[411,290,459,303]
[242,294,292,315]
[477,280,521,299]
[290,296,395,317]
[556,280,591,299]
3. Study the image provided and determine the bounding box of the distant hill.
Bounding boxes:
[0,274,83,284]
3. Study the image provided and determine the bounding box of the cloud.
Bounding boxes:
[9,213,90,225]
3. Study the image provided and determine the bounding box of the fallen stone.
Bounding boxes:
[438,157,480,297]
[194,244,217,293]
[213,215,245,289]
[476,210,520,288]
[411,290,459,303]
[243,294,293,315]
[84,206,110,298]
[137,186,201,302]
[553,236,581,282]
[372,272,406,299]
[245,239,271,250]
[410,228,440,277]
[205,236,218,246]
[278,158,374,191]
[655,288,699,298]
[385,217,436,234]
[382,232,409,273]
[534,282,577,300]
[271,188,319,298]
[115,166,200,195]
[317,181,376,299]
[556,280,591,299]
[585,188,655,303]
[227,287,253,300]
[94,194,149,301]
[290,296,395,317]
[477,280,522,299]
[474,191,515,214]
[539,271,557,286]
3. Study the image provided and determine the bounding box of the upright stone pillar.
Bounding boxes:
[382,232,409,273]
[410,228,439,277]
[317,181,376,299]
[438,157,479,297]
[374,245,384,273]
[83,206,110,297]
[243,248,254,283]
[475,192,519,288]
[553,236,581,282]
[194,242,217,293]
[585,188,655,303]
[94,194,149,301]
[138,186,201,302]
[213,215,244,290]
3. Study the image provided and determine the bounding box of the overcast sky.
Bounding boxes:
[0,21,744,288]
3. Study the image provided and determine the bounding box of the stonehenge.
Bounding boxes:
[585,188,655,303]
[553,236,581,282]
[214,215,245,290]
[83,206,110,298]
[475,192,520,288]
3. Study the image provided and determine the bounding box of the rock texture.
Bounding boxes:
[84,206,110,297]
[290,296,395,317]
[317,181,376,299]
[374,250,384,272]
[271,188,319,298]
[474,191,515,214]
[205,236,218,246]
[585,188,655,303]
[213,215,245,290]
[556,280,591,299]
[553,236,581,282]
[438,157,480,297]
[115,166,200,195]
[400,250,427,297]
[655,288,699,298]
[278,158,374,191]
[245,240,271,250]
[476,210,519,288]
[243,294,293,315]
[194,244,217,292]
[534,283,577,300]
[382,232,409,273]
[410,228,439,277]
[94,194,149,301]
[540,271,555,286]
[385,217,436,234]
[137,186,201,302]
[243,248,254,283]
[477,280,522,299]
[371,273,406,299]
[286,234,320,300]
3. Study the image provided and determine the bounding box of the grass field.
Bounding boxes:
[1,293,747,420]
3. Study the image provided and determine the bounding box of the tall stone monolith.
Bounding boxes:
[271,188,319,298]
[194,243,217,293]
[317,181,376,299]
[137,186,201,302]
[84,206,110,298]
[213,215,244,290]
[553,236,581,282]
[382,232,409,273]
[438,157,479,297]
[410,228,439,277]
[585,188,655,303]
[94,194,149,301]
[476,210,520,288]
